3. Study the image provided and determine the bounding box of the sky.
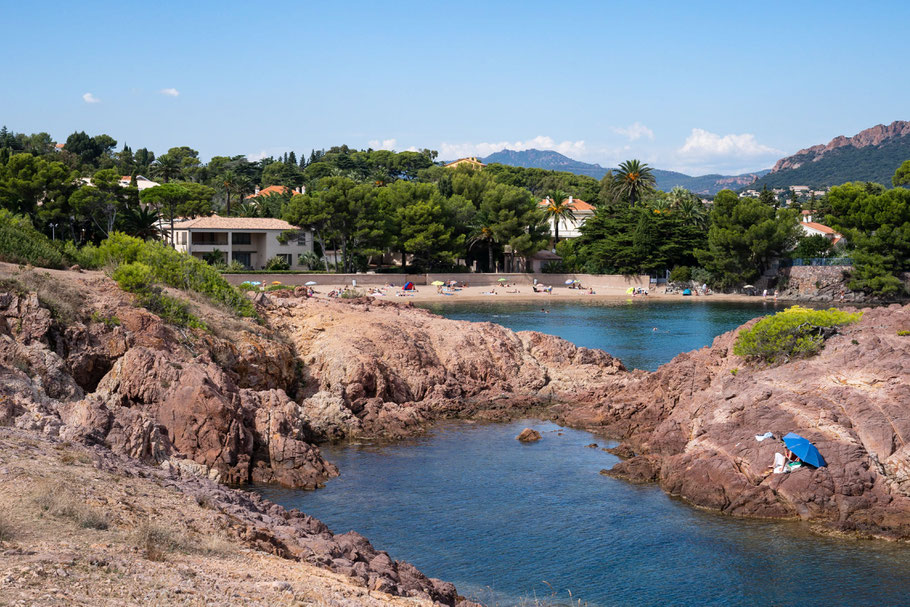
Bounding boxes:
[2,0,908,175]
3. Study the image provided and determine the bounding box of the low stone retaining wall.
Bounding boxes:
[777,265,854,301]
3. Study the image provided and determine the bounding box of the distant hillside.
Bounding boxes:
[480,149,767,195]
[751,120,910,189]
[482,149,609,179]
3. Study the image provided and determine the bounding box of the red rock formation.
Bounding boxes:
[561,304,910,539]
[772,120,910,172]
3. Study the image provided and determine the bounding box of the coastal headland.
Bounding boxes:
[3,262,910,603]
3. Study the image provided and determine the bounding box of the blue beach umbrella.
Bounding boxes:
[783,432,827,467]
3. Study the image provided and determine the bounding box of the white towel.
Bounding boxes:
[755,432,774,442]
[773,452,786,474]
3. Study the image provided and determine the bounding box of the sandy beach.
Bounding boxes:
[306,282,766,304]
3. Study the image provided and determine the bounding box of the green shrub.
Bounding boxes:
[112,262,155,293]
[690,267,711,286]
[88,234,255,318]
[264,255,290,271]
[138,291,206,330]
[0,211,66,268]
[669,265,692,283]
[83,232,146,268]
[733,305,862,364]
[112,261,206,329]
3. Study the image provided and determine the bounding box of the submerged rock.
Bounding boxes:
[516,428,541,443]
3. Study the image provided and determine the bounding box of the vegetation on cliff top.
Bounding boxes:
[82,233,256,318]
[734,305,862,363]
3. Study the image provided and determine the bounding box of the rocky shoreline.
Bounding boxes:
[3,262,910,601]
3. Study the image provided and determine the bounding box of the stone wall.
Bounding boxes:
[776,265,855,302]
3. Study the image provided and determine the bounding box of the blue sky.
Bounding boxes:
[2,0,908,175]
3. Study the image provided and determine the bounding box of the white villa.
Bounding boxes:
[118,175,160,190]
[539,196,595,239]
[169,216,314,270]
[800,211,845,248]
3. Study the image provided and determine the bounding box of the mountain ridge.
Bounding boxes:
[480,149,768,195]
[750,120,910,189]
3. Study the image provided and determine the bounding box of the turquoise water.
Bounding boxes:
[259,420,910,606]
[418,300,784,371]
[257,301,910,606]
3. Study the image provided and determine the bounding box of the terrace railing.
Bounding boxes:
[780,257,853,267]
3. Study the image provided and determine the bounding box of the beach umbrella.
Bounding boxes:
[497,278,508,282]
[565,279,575,285]
[271,281,282,285]
[743,285,755,289]
[431,280,445,286]
[783,432,827,467]
[305,281,317,286]
[626,287,634,294]
[249,281,262,286]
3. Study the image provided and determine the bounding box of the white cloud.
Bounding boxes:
[678,128,780,159]
[439,135,586,160]
[368,138,397,150]
[159,88,180,97]
[82,92,100,104]
[612,122,654,141]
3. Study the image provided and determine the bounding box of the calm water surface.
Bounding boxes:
[259,420,910,606]
[418,300,784,370]
[257,301,909,606]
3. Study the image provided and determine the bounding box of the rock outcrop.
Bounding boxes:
[772,120,910,173]
[265,297,626,441]
[558,304,910,539]
[516,428,541,442]
[0,268,337,490]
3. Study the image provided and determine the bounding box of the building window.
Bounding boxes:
[232,232,251,245]
[191,232,222,245]
[278,254,292,266]
[232,252,251,269]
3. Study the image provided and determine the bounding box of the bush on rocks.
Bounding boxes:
[733,305,862,364]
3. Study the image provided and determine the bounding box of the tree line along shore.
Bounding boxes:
[2,127,910,298]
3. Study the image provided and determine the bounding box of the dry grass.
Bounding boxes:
[0,513,14,542]
[133,520,176,562]
[31,481,109,530]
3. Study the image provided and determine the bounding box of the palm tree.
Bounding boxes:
[218,170,238,215]
[152,153,182,183]
[468,223,497,272]
[231,176,254,213]
[542,191,576,244]
[612,159,656,206]
[676,197,708,229]
[119,204,161,240]
[235,200,260,218]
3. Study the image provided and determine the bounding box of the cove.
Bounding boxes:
[417,299,785,370]
[256,301,910,606]
[258,420,910,606]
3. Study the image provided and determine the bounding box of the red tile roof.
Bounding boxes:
[802,222,836,235]
[177,216,299,231]
[246,185,296,199]
[539,198,595,212]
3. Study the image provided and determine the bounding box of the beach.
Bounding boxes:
[306,282,765,304]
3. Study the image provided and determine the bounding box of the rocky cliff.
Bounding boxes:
[772,121,910,173]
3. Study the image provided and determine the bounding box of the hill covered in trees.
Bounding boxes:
[481,149,767,195]
[751,120,910,189]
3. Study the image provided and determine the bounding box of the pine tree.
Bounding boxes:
[288,151,297,166]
